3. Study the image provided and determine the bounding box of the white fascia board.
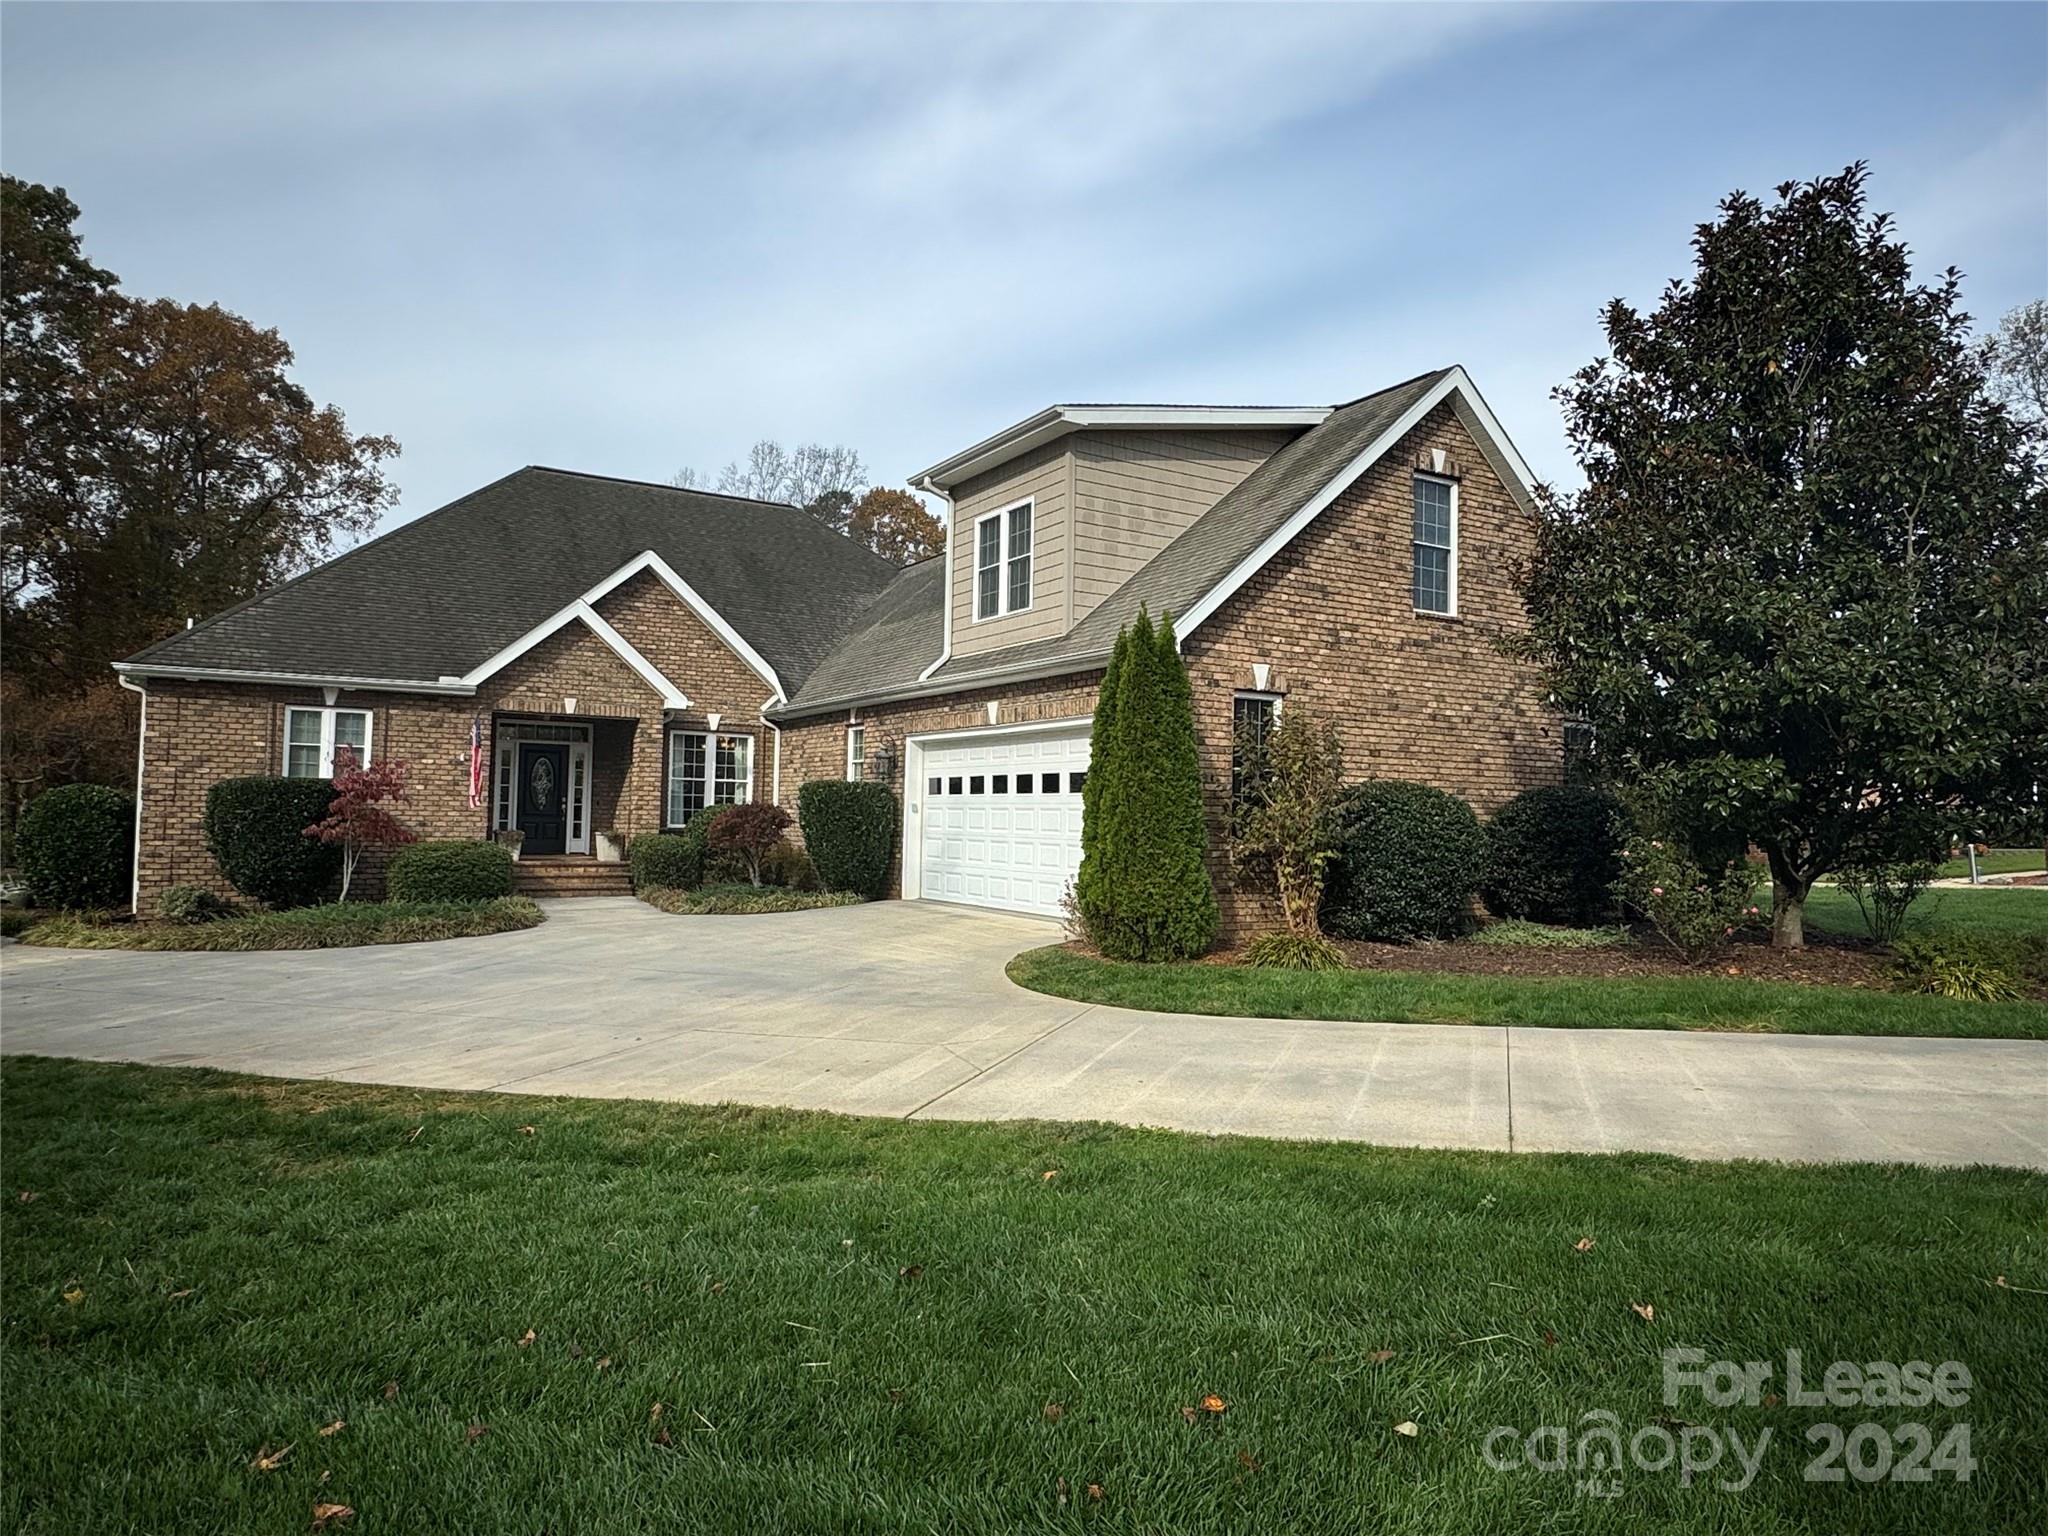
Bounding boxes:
[1178,368,1537,641]
[110,661,476,695]
[458,594,690,710]
[579,550,786,701]
[912,406,1331,491]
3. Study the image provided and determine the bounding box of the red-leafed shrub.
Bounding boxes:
[706,802,793,887]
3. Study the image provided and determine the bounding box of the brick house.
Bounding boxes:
[117,365,1562,933]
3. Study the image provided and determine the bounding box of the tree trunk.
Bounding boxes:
[1770,872,1807,949]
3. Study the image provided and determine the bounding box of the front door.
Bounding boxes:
[517,743,569,855]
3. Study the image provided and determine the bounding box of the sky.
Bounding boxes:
[4,1,2044,530]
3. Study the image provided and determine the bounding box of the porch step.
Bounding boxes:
[512,859,634,898]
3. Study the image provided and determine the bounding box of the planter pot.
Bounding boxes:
[595,831,625,864]
[492,830,526,862]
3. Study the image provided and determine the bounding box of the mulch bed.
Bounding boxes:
[1326,929,1890,988]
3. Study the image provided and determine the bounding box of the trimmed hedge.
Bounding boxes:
[1478,784,1629,926]
[158,885,238,924]
[797,781,897,898]
[1321,780,1485,943]
[630,832,701,892]
[385,839,515,903]
[17,783,133,910]
[204,776,340,908]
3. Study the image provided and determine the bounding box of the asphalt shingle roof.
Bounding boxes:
[126,467,903,693]
[779,368,1451,714]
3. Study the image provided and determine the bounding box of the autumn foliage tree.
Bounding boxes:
[848,487,945,565]
[707,801,793,887]
[305,748,416,902]
[1513,165,2048,947]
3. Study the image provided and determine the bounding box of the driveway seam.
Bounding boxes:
[900,1004,1098,1121]
[1504,1026,1515,1153]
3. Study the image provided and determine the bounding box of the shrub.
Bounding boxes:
[630,832,701,892]
[1479,784,1628,925]
[1613,837,1763,963]
[707,801,793,887]
[760,844,821,891]
[0,908,42,939]
[639,883,864,916]
[1075,611,1218,961]
[304,748,415,902]
[17,783,133,909]
[1836,859,1938,944]
[1468,919,1629,949]
[205,776,340,907]
[797,781,897,897]
[679,806,750,884]
[1241,928,1347,970]
[1321,780,1485,943]
[1229,708,1345,942]
[158,885,238,924]
[385,839,515,903]
[24,898,543,952]
[1887,936,2024,1002]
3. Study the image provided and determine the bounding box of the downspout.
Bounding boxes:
[914,474,956,682]
[116,674,148,914]
[760,693,783,808]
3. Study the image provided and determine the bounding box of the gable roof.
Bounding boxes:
[912,404,1332,492]
[119,467,902,696]
[778,366,1535,715]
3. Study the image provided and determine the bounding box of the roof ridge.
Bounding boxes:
[1327,365,1455,413]
[524,464,804,511]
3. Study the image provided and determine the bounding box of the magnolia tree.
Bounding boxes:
[1513,165,2048,948]
[305,747,415,902]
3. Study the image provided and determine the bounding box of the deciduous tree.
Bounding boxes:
[847,487,945,565]
[1513,165,2048,947]
[305,748,415,903]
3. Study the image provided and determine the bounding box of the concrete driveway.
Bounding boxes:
[3,897,2044,1169]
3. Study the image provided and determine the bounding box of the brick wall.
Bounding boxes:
[132,578,782,911]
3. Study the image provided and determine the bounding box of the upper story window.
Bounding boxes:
[284,706,370,777]
[974,499,1033,619]
[846,723,865,782]
[1412,474,1457,616]
[1230,691,1281,807]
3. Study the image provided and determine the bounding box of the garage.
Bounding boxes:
[908,722,1091,917]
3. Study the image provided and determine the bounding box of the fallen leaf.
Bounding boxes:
[1086,1482,1104,1501]
[518,1126,537,1136]
[311,1501,354,1530]
[1763,1393,1781,1408]
[1201,1394,1227,1415]
[653,1425,673,1448]
[61,1288,84,1306]
[1542,1329,1559,1348]
[318,1420,345,1438]
[1041,1170,1058,1182]
[1042,1402,1064,1423]
[1573,1237,1596,1254]
[17,1190,34,1203]
[1995,1274,2009,1288]
[516,1329,536,1348]
[1369,1349,1396,1364]
[464,1422,487,1445]
[709,1281,726,1294]
[649,1402,664,1422]
[1236,1451,1262,1473]
[253,1443,294,1472]
[898,1265,923,1281]
[1179,1405,1198,1425]
[381,1380,399,1401]
[1393,1420,1420,1438]
[595,1357,611,1371]
[169,1288,195,1300]
[1630,1301,1655,1323]
[887,1387,906,1403]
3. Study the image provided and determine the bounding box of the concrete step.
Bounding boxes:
[511,860,633,898]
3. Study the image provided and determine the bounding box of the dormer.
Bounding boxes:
[913,406,1326,662]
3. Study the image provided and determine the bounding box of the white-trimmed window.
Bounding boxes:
[1230,691,1281,807]
[667,730,753,826]
[1412,474,1457,616]
[284,706,371,777]
[846,723,865,782]
[973,499,1033,619]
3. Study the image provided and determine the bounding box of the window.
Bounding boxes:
[949,776,963,794]
[1412,475,1456,615]
[973,500,1033,619]
[993,774,1008,793]
[1016,774,1033,795]
[1041,772,1059,793]
[928,776,942,795]
[283,706,371,777]
[970,775,985,794]
[846,724,865,782]
[1068,771,1086,793]
[1563,720,1596,783]
[1231,692,1281,806]
[666,730,753,825]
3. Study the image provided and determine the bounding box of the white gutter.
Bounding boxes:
[760,693,783,807]
[914,474,956,683]
[116,674,148,913]
[111,661,476,696]
[776,643,1109,722]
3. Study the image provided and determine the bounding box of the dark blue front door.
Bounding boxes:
[518,743,568,855]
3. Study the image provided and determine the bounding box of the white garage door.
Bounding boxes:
[915,725,1090,917]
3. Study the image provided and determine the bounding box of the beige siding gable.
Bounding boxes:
[948,441,1072,660]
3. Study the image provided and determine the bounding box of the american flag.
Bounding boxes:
[467,715,486,809]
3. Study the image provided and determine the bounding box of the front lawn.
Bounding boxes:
[1935,848,2046,880]
[1007,945,2048,1039]
[3,1057,2042,1533]
[15,898,542,951]
[1799,884,2045,942]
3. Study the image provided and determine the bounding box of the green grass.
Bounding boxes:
[1935,848,2045,880]
[1008,946,2048,1039]
[1800,884,2046,943]
[1468,919,1630,949]
[3,1057,2043,1534]
[639,883,865,915]
[17,898,542,951]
